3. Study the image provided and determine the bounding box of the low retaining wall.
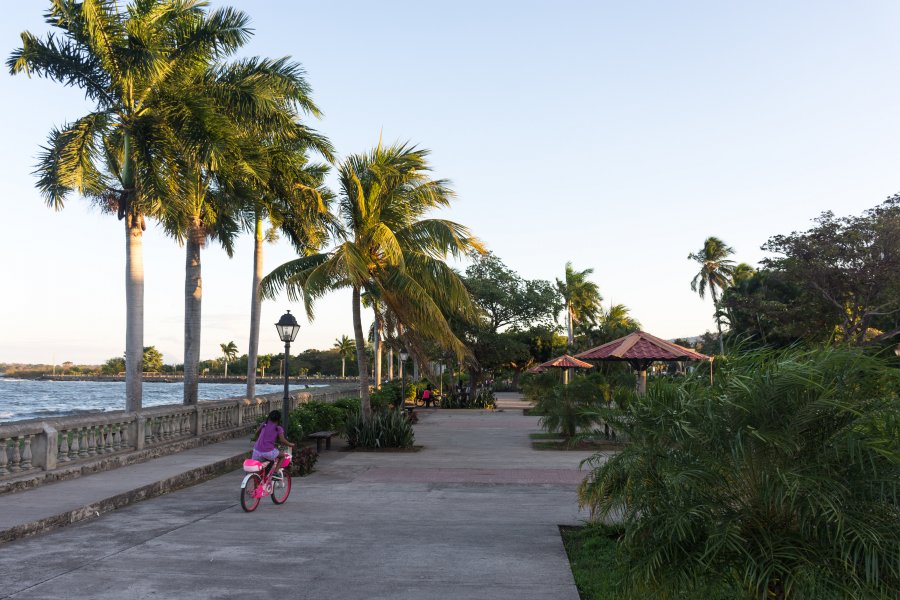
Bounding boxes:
[0,383,359,494]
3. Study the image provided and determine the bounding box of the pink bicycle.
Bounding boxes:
[240,450,292,512]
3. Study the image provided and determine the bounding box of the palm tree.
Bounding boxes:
[220,341,238,378]
[688,236,736,354]
[257,354,272,378]
[9,1,254,411]
[334,335,356,378]
[261,142,485,416]
[153,56,329,405]
[243,140,334,401]
[556,262,603,350]
[732,262,756,285]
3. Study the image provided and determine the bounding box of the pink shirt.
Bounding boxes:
[254,421,284,453]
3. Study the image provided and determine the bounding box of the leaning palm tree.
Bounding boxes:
[9,1,254,411]
[261,142,485,416]
[334,335,355,377]
[556,262,603,352]
[688,236,736,354]
[220,341,238,378]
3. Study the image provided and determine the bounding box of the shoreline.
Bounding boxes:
[3,374,357,385]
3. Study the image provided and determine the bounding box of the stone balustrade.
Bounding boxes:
[0,384,359,483]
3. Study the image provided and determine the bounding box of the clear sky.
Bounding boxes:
[2,1,899,365]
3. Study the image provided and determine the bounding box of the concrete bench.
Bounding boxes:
[308,431,336,452]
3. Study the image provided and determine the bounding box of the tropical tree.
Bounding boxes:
[142,346,164,373]
[220,341,238,377]
[9,1,256,410]
[334,335,355,378]
[688,236,736,354]
[257,354,272,378]
[243,139,334,401]
[556,262,603,349]
[261,142,485,416]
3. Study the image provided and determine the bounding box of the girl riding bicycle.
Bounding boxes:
[253,410,295,479]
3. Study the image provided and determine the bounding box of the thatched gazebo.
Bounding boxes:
[575,331,711,394]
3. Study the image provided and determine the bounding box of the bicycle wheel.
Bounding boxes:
[415,397,425,407]
[271,471,292,504]
[241,474,261,512]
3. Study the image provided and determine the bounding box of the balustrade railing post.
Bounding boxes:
[192,406,201,437]
[133,414,146,451]
[33,425,58,471]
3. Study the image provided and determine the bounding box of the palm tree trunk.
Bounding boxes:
[567,304,575,347]
[352,286,371,416]
[246,213,264,399]
[224,360,228,378]
[373,308,382,389]
[341,356,346,378]
[388,348,394,381]
[183,220,202,405]
[125,213,144,412]
[712,286,724,355]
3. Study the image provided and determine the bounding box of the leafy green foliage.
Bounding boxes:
[579,347,900,599]
[290,401,350,436]
[370,381,402,412]
[723,197,900,348]
[537,374,608,439]
[141,346,163,373]
[344,409,415,449]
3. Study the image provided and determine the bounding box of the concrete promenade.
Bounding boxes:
[0,393,596,599]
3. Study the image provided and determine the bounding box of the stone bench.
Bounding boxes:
[308,431,336,452]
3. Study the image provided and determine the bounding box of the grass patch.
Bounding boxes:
[560,525,621,599]
[340,445,424,453]
[561,525,741,599]
[522,407,544,416]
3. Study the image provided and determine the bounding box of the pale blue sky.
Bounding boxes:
[2,1,899,364]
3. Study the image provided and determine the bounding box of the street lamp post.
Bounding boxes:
[275,311,300,427]
[399,349,409,411]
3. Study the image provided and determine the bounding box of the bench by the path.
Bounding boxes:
[308,431,336,452]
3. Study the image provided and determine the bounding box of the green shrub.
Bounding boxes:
[370,381,401,412]
[344,409,415,449]
[579,347,900,599]
[290,401,346,436]
[332,397,360,416]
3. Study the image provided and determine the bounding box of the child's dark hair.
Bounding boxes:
[267,410,282,424]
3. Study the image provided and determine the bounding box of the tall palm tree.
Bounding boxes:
[556,262,603,349]
[261,142,485,415]
[9,1,254,411]
[243,140,334,401]
[220,341,238,378]
[334,335,355,378]
[689,236,736,354]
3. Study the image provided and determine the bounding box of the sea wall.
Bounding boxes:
[0,382,359,494]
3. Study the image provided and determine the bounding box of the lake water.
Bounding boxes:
[0,378,306,423]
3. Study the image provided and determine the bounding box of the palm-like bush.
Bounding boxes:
[344,409,414,449]
[538,375,608,440]
[579,347,900,599]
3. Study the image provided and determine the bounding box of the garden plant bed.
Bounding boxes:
[560,525,734,599]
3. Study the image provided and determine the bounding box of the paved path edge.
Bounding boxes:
[0,451,247,545]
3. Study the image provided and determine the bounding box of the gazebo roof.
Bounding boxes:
[526,365,546,374]
[538,354,595,369]
[575,331,710,363]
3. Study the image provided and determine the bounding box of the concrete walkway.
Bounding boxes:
[0,399,596,599]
